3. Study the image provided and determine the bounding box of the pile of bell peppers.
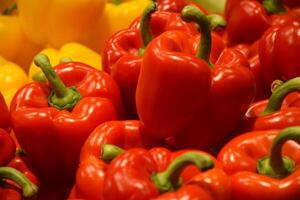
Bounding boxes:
[2,0,300,199]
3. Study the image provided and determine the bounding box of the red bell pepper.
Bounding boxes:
[10,54,123,186]
[100,145,230,200]
[259,20,300,86]
[0,92,10,131]
[0,129,15,168]
[241,77,300,131]
[69,120,163,200]
[225,0,300,45]
[218,126,300,200]
[103,0,226,118]
[136,5,255,150]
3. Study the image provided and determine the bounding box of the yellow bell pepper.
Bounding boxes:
[0,56,28,106]
[28,43,102,81]
[17,0,106,49]
[85,0,150,52]
[0,4,42,72]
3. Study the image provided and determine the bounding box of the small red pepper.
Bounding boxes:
[136,5,255,149]
[225,0,300,45]
[218,126,300,200]
[103,1,226,118]
[0,92,10,131]
[100,145,230,200]
[69,120,162,200]
[241,77,300,131]
[10,54,123,186]
[259,20,300,86]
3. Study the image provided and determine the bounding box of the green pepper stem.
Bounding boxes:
[111,0,122,5]
[271,79,284,93]
[181,6,212,66]
[2,3,17,15]
[0,167,38,197]
[261,77,300,116]
[207,14,227,31]
[152,152,213,194]
[257,126,300,178]
[33,53,81,110]
[101,144,125,163]
[262,0,286,14]
[140,0,157,48]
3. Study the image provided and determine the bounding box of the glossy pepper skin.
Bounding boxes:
[11,54,123,186]
[0,5,41,71]
[28,43,103,82]
[259,20,300,86]
[69,120,163,199]
[241,77,300,131]
[136,6,255,149]
[225,0,300,45]
[0,56,27,106]
[232,42,270,101]
[17,0,105,49]
[0,93,10,131]
[101,146,230,200]
[103,2,225,118]
[218,127,300,200]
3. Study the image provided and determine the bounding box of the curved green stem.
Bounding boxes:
[207,14,227,31]
[101,144,125,163]
[139,0,157,56]
[261,77,300,116]
[257,126,300,178]
[271,79,284,93]
[2,3,17,15]
[152,152,213,194]
[263,0,286,14]
[181,5,212,67]
[33,53,81,111]
[111,0,122,5]
[0,167,38,197]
